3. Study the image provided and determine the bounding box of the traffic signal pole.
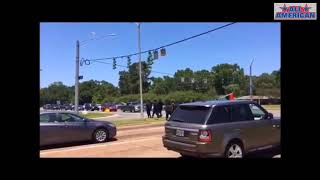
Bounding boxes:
[75,40,80,113]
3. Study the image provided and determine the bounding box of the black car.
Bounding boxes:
[90,104,100,111]
[40,112,117,146]
[83,103,93,111]
[121,102,142,112]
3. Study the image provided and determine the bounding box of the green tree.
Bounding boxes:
[224,84,240,97]
[174,68,194,91]
[211,63,245,95]
[118,61,151,95]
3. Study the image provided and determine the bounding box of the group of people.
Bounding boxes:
[145,100,177,120]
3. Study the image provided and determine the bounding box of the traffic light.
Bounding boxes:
[127,56,131,68]
[78,75,83,80]
[153,50,159,59]
[113,58,117,69]
[147,51,154,66]
[160,48,166,56]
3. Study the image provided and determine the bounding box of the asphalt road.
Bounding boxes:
[40,124,280,158]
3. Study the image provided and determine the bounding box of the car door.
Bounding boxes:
[59,113,92,142]
[270,118,281,145]
[230,104,271,150]
[40,113,66,146]
[248,103,279,147]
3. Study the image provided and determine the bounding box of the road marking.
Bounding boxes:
[40,136,160,155]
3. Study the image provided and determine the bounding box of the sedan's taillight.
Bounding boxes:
[198,130,212,142]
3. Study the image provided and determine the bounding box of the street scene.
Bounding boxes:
[40,22,280,158]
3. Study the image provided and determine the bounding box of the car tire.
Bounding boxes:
[93,128,109,143]
[224,141,244,158]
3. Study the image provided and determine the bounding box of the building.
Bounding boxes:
[236,96,280,105]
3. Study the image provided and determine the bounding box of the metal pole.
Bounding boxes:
[75,40,80,113]
[250,59,254,101]
[137,23,144,119]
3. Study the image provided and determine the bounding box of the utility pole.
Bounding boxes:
[75,40,80,113]
[74,33,115,114]
[137,23,144,119]
[250,59,254,101]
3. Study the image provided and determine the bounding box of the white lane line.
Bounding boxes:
[40,136,160,155]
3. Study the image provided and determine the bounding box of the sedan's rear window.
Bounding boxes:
[169,105,211,124]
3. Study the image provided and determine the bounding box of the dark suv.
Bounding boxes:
[162,100,280,158]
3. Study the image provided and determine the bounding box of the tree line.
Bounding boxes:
[40,62,280,106]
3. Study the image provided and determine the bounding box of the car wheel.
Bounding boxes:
[93,128,109,143]
[225,141,244,158]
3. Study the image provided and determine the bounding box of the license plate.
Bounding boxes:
[176,129,184,137]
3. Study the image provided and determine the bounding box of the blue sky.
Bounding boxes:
[40,22,280,88]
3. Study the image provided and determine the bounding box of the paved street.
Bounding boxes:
[40,123,280,158]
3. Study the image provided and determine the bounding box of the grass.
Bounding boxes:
[262,104,280,110]
[113,117,166,127]
[81,112,113,119]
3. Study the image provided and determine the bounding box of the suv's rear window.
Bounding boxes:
[169,105,211,124]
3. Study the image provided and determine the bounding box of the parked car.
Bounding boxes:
[63,104,73,111]
[121,102,142,112]
[43,104,52,110]
[51,104,60,110]
[115,102,126,110]
[162,100,280,158]
[92,104,101,111]
[83,103,93,111]
[40,112,117,146]
[101,103,117,112]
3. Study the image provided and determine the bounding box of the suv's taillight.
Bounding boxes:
[198,130,212,142]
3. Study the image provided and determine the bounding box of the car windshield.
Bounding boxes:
[169,105,211,124]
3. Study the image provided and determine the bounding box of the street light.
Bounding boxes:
[249,59,254,101]
[135,22,144,119]
[75,33,116,113]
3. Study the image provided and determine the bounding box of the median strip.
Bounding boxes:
[112,118,166,127]
[81,112,113,119]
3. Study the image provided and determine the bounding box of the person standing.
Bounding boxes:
[152,100,158,118]
[146,100,152,118]
[158,99,164,118]
[172,101,177,112]
[165,101,173,120]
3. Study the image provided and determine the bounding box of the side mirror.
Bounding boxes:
[268,113,273,119]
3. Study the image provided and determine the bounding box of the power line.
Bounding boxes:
[89,59,214,81]
[86,22,236,61]
[89,59,174,75]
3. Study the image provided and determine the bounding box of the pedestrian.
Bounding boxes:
[165,101,173,120]
[172,101,177,112]
[146,100,152,118]
[152,100,158,118]
[158,99,164,118]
